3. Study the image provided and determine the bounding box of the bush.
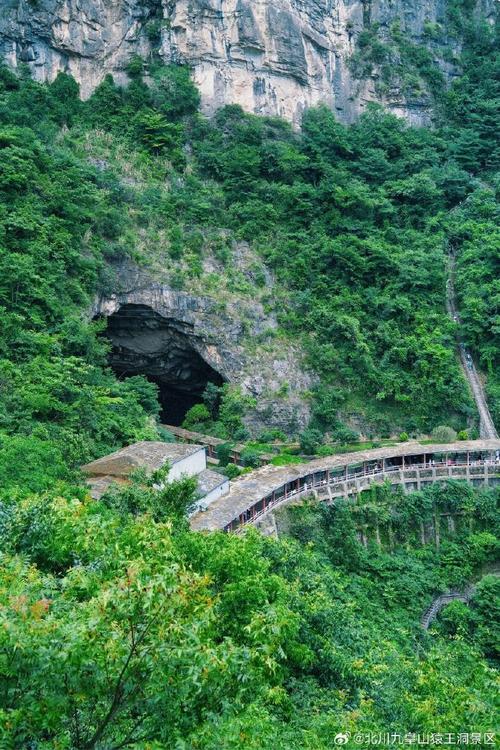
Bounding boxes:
[316,444,335,457]
[216,442,234,466]
[182,403,211,431]
[437,600,474,637]
[299,429,323,455]
[431,425,457,442]
[399,432,409,442]
[457,429,469,440]
[101,470,198,521]
[134,110,184,157]
[331,425,360,445]
[150,65,201,120]
[239,447,261,468]
[126,55,145,79]
[217,385,255,438]
[220,463,241,480]
[258,428,287,443]
[202,382,222,418]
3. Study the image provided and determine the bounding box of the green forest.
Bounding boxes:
[1,471,499,747]
[0,0,499,746]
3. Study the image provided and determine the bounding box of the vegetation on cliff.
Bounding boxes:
[1,11,498,458]
[0,6,498,746]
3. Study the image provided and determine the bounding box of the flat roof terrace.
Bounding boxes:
[82,441,204,478]
[190,439,500,532]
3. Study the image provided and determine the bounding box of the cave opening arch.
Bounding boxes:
[96,303,225,426]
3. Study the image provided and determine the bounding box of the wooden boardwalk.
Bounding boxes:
[161,424,274,466]
[190,439,500,533]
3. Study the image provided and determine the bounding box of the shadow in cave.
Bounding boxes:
[96,303,225,426]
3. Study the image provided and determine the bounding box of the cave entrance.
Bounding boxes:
[98,303,225,427]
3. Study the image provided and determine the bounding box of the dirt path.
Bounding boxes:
[447,253,498,439]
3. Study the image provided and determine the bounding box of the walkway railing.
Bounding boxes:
[233,459,499,532]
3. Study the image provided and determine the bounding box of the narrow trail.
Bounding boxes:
[446,252,498,439]
[421,564,500,630]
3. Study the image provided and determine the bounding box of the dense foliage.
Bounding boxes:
[0,477,498,747]
[0,68,161,492]
[1,12,498,448]
[0,4,498,746]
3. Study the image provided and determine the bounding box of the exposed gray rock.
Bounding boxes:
[265,6,308,85]
[236,0,264,51]
[1,0,496,125]
[92,262,315,434]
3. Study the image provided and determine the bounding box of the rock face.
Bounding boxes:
[93,265,315,433]
[1,0,496,126]
[0,0,153,96]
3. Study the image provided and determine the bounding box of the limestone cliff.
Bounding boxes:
[1,0,496,126]
[93,257,316,434]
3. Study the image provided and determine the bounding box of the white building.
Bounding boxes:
[191,469,230,514]
[81,440,229,511]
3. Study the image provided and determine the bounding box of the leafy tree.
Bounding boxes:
[182,403,212,431]
[134,109,184,158]
[431,425,457,442]
[215,442,234,466]
[202,381,222,418]
[150,64,201,120]
[299,429,323,455]
[216,385,255,438]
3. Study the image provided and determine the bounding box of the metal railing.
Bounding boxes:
[231,459,499,532]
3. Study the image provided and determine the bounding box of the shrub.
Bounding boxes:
[437,600,474,637]
[239,447,261,468]
[316,444,335,457]
[299,429,323,455]
[202,382,222,419]
[331,425,360,445]
[431,425,457,442]
[216,442,234,466]
[220,463,241,480]
[258,428,287,443]
[182,403,211,431]
[126,55,145,79]
[217,385,255,438]
[150,65,201,120]
[399,432,409,442]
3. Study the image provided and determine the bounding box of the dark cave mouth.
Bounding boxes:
[113,369,220,426]
[97,303,225,426]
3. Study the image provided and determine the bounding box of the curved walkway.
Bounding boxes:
[421,564,500,629]
[190,439,500,532]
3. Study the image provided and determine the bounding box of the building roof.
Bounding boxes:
[162,424,227,447]
[196,468,229,496]
[81,441,204,478]
[85,474,129,500]
[189,439,500,531]
[161,424,274,463]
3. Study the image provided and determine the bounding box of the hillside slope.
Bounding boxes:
[0,1,498,487]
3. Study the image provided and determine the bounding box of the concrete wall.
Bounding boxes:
[169,449,207,481]
[203,480,230,508]
[190,479,231,516]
